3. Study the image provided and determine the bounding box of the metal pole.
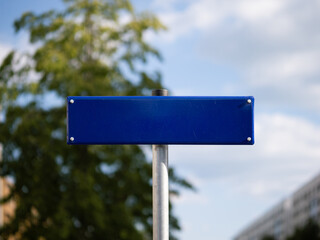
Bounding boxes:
[152,89,169,240]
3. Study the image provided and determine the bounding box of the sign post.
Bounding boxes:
[152,89,169,240]
[67,91,254,240]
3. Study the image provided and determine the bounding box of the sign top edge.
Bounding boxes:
[67,96,255,100]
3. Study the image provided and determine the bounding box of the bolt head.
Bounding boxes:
[70,137,74,142]
[247,137,252,142]
[247,99,252,104]
[70,99,74,104]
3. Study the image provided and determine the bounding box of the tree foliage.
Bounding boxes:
[286,219,320,240]
[261,235,276,240]
[259,219,320,240]
[0,0,193,239]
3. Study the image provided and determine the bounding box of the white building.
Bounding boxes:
[0,144,2,225]
[0,144,15,227]
[234,173,320,240]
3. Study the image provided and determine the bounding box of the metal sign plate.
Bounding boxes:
[67,96,254,145]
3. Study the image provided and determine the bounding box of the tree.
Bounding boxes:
[0,0,193,239]
[261,235,276,240]
[285,219,320,240]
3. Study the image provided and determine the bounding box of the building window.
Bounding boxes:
[310,198,318,218]
[274,219,282,239]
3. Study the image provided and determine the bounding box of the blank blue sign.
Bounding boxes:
[67,96,254,145]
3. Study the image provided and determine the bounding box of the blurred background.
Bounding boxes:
[0,0,320,240]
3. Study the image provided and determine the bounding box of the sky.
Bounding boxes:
[1,0,320,239]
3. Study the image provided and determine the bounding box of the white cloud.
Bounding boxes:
[0,33,37,63]
[154,0,288,41]
[256,114,320,158]
[153,0,221,41]
[152,0,193,11]
[0,42,13,63]
[154,0,320,111]
[236,0,286,22]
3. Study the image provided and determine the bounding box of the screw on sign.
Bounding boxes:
[67,90,254,240]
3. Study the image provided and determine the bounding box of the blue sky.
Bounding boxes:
[1,0,320,239]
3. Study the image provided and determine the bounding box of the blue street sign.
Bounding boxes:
[67,96,254,145]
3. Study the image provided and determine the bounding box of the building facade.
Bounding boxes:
[234,173,320,240]
[0,144,15,227]
[0,143,2,225]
